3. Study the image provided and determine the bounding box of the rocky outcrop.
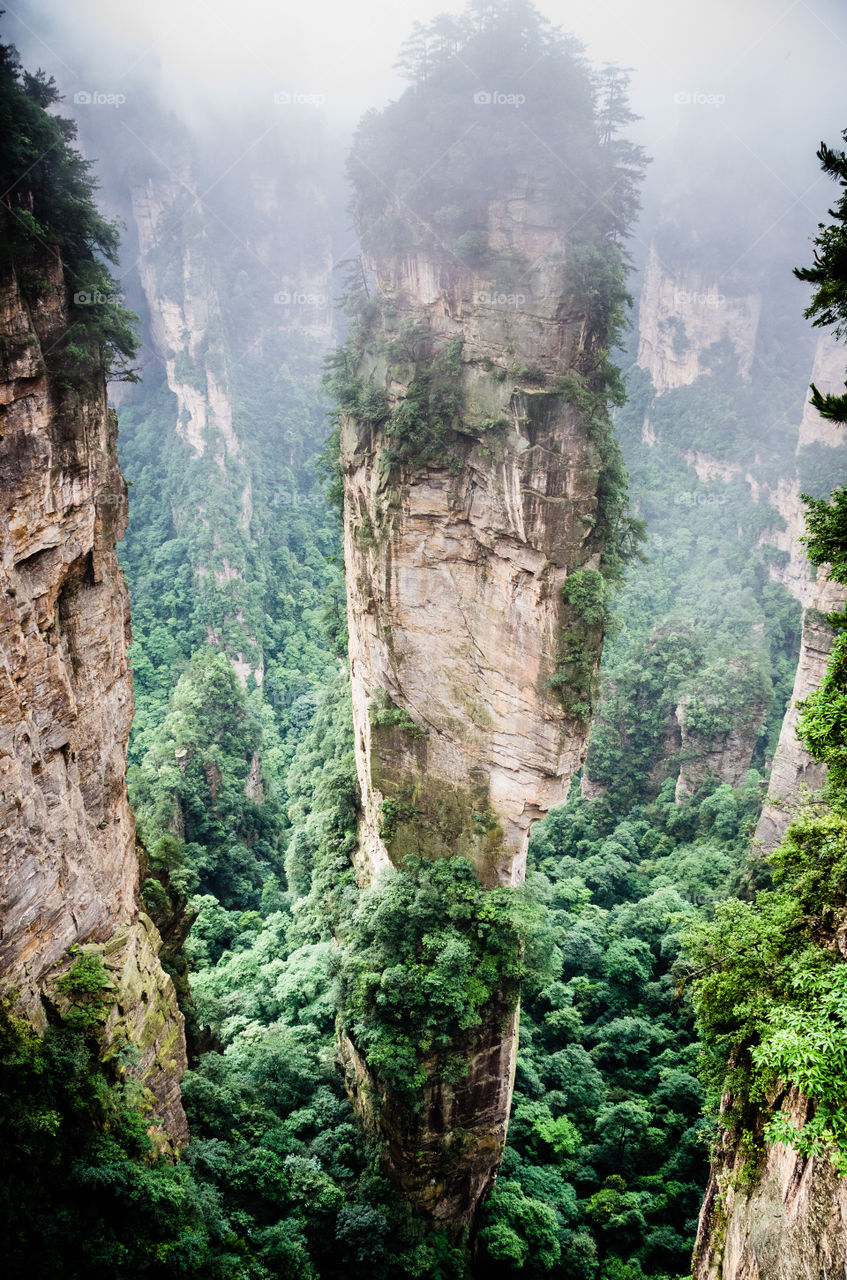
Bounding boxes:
[341,182,617,1228]
[342,1003,519,1228]
[754,573,847,853]
[693,1089,847,1280]
[758,335,847,610]
[345,196,609,887]
[43,914,189,1149]
[693,338,847,1276]
[130,163,241,466]
[636,244,761,393]
[675,668,770,801]
[754,335,847,851]
[0,247,187,1142]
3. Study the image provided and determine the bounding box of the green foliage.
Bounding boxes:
[563,569,609,628]
[173,676,470,1280]
[379,796,421,845]
[547,634,600,722]
[802,487,847,586]
[476,770,760,1279]
[351,3,645,251]
[0,996,228,1279]
[330,3,646,592]
[755,965,847,1171]
[384,338,466,469]
[797,633,847,788]
[55,954,112,1029]
[684,805,847,1161]
[478,1180,562,1273]
[119,346,341,775]
[0,42,137,384]
[326,326,467,475]
[796,442,847,499]
[340,856,552,1103]
[793,130,847,420]
[130,649,280,909]
[371,689,428,739]
[674,182,847,1177]
[549,571,616,722]
[5,13,828,1280]
[581,339,805,813]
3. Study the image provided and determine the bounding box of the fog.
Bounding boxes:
[4,0,847,313]
[5,0,846,150]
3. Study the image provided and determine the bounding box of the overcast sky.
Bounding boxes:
[4,0,846,137]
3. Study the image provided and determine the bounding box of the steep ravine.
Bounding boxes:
[0,245,187,1144]
[339,181,621,1229]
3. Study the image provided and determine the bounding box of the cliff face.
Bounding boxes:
[692,336,847,1277]
[341,184,615,1227]
[113,122,336,689]
[755,333,847,852]
[693,1087,847,1280]
[0,249,187,1144]
[753,571,847,853]
[636,244,761,394]
[342,1005,520,1228]
[674,665,771,801]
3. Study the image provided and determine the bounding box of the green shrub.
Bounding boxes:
[340,856,552,1103]
[562,569,608,627]
[370,688,428,739]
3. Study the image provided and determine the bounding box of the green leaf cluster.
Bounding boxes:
[340,855,550,1103]
[0,41,138,384]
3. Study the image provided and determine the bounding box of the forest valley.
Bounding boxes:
[2,2,847,1278]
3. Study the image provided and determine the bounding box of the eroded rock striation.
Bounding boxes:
[0,246,187,1144]
[339,178,624,1227]
[693,1087,847,1280]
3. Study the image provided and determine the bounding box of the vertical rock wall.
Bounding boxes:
[341,185,617,1229]
[755,334,847,852]
[693,337,847,1277]
[693,1088,847,1280]
[636,243,761,394]
[0,248,187,1144]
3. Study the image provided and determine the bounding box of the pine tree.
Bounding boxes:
[795,130,847,422]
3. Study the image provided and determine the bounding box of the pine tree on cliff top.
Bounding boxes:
[794,129,847,423]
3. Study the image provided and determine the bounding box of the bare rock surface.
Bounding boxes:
[0,252,187,1143]
[636,244,761,393]
[693,1090,847,1280]
[341,182,612,1229]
